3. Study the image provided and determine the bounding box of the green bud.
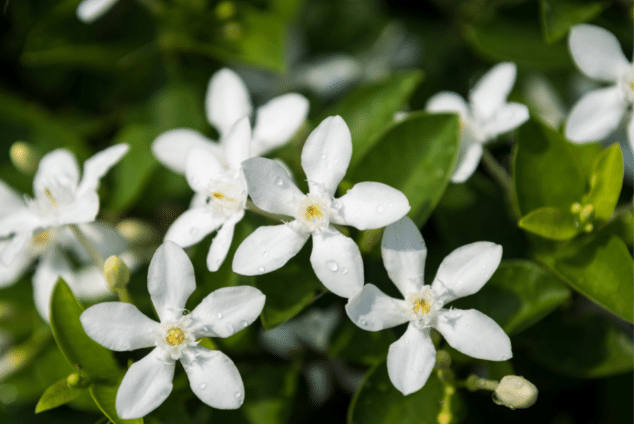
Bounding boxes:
[66,372,90,388]
[10,142,40,175]
[104,256,130,290]
[215,1,236,20]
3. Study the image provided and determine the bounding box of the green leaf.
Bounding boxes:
[463,20,572,70]
[241,364,299,424]
[329,319,395,365]
[526,311,633,378]
[546,233,634,322]
[320,71,424,172]
[514,119,586,214]
[21,44,135,71]
[519,206,580,240]
[238,10,286,72]
[348,362,464,424]
[539,0,603,43]
[451,260,571,335]
[90,382,143,424]
[348,112,459,226]
[35,377,85,413]
[108,125,160,212]
[148,84,208,133]
[583,143,624,224]
[49,279,120,383]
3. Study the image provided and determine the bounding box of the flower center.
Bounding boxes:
[412,298,431,315]
[32,229,51,245]
[204,176,246,217]
[295,194,331,233]
[165,328,185,345]
[156,315,197,360]
[406,286,440,329]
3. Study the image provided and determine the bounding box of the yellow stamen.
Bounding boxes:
[44,188,59,208]
[33,230,51,245]
[413,299,431,315]
[165,328,184,345]
[212,192,234,201]
[305,204,324,221]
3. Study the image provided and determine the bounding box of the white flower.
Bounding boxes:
[426,62,529,183]
[80,241,266,419]
[565,24,634,150]
[76,0,120,23]
[152,68,309,175]
[345,216,512,395]
[232,116,411,298]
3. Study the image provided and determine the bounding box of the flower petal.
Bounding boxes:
[206,211,244,272]
[232,223,309,275]
[628,116,634,153]
[0,209,40,238]
[482,102,529,139]
[185,147,228,193]
[206,69,253,137]
[425,91,469,118]
[32,248,74,321]
[0,181,24,218]
[0,240,32,288]
[0,232,32,267]
[56,191,100,226]
[147,241,196,322]
[387,324,436,395]
[190,286,265,338]
[223,117,252,171]
[181,346,244,409]
[164,207,225,248]
[116,348,175,419]
[565,87,627,143]
[77,144,129,195]
[80,302,159,351]
[435,309,512,361]
[381,216,426,297]
[330,182,410,230]
[569,24,630,82]
[301,116,352,196]
[450,141,483,184]
[469,62,517,121]
[152,129,220,174]
[76,0,119,23]
[345,284,408,331]
[33,149,80,195]
[252,93,309,156]
[431,241,502,305]
[67,266,112,299]
[67,222,128,262]
[310,227,364,298]
[241,157,304,216]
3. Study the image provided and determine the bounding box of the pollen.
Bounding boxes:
[413,298,431,315]
[212,191,232,201]
[165,328,185,345]
[44,188,59,208]
[33,230,51,245]
[305,204,324,221]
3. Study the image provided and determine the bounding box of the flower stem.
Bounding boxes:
[245,200,293,223]
[481,148,513,200]
[458,374,499,392]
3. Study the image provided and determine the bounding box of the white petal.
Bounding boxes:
[0,232,32,267]
[223,117,252,171]
[181,347,244,409]
[330,182,410,230]
[164,207,225,248]
[345,284,408,331]
[469,63,517,121]
[147,241,196,322]
[80,302,159,351]
[67,266,112,299]
[232,223,309,275]
[32,249,74,321]
[185,147,228,192]
[628,117,634,153]
[451,142,483,184]
[56,191,100,226]
[252,93,309,156]
[435,309,512,361]
[206,69,253,137]
[425,92,469,118]
[241,157,304,216]
[381,216,426,297]
[190,286,265,338]
[569,24,631,82]
[482,102,529,139]
[76,0,119,23]
[152,129,220,174]
[431,241,502,305]
[0,181,24,218]
[0,209,40,238]
[565,87,627,143]
[116,348,175,419]
[301,116,352,196]
[33,149,80,195]
[69,222,128,262]
[0,240,32,288]
[77,144,128,195]
[387,324,436,395]
[206,211,244,272]
[310,227,364,298]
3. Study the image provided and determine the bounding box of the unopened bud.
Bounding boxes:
[104,256,130,290]
[116,219,160,245]
[493,375,538,410]
[66,372,90,388]
[579,204,594,222]
[10,142,40,175]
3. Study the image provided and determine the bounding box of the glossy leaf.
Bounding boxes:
[242,364,299,424]
[90,381,143,424]
[519,206,580,240]
[49,279,120,383]
[539,0,603,43]
[35,377,85,413]
[349,112,459,226]
[329,319,396,365]
[583,143,623,224]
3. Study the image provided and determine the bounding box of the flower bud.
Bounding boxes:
[104,256,130,290]
[493,375,538,410]
[10,142,40,175]
[66,372,90,388]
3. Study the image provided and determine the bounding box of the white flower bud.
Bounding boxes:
[104,255,130,290]
[493,375,538,410]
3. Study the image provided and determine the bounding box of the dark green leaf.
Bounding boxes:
[90,382,143,424]
[241,364,299,424]
[49,279,120,383]
[583,143,623,224]
[452,260,571,335]
[21,44,135,71]
[35,377,85,413]
[348,112,459,227]
[519,206,580,240]
[329,319,395,365]
[148,84,208,133]
[539,0,603,43]
[514,119,586,214]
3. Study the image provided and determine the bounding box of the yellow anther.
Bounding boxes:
[33,230,50,245]
[305,204,324,221]
[43,188,59,208]
[413,298,431,315]
[166,328,184,346]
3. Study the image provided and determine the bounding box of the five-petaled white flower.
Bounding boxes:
[77,0,120,23]
[232,116,410,298]
[345,216,512,395]
[426,62,529,183]
[81,241,266,419]
[565,24,634,150]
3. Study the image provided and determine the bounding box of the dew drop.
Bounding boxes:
[258,266,265,273]
[327,261,339,272]
[376,206,385,213]
[389,203,393,208]
[216,313,223,319]
[262,250,268,258]
[199,383,207,389]
[359,319,367,326]
[226,324,234,333]
[481,264,487,269]
[354,209,362,217]
[341,267,348,275]
[234,391,242,398]
[320,154,327,160]
[275,178,284,186]
[240,320,248,328]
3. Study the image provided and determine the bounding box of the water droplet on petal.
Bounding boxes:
[216,313,223,319]
[376,206,385,213]
[354,209,362,218]
[359,319,367,326]
[262,250,268,258]
[327,261,339,272]
[240,320,248,327]
[341,267,348,275]
[258,266,265,273]
[234,391,242,398]
[275,178,284,186]
[199,383,207,389]
[226,324,234,333]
